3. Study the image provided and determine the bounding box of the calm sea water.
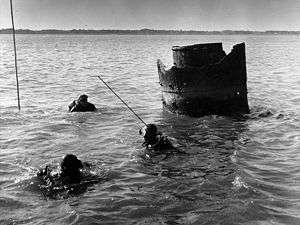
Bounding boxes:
[0,34,299,225]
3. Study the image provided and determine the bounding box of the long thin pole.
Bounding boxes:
[97,75,147,126]
[10,0,21,110]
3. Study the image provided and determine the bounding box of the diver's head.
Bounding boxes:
[78,94,88,102]
[61,154,83,174]
[139,124,158,143]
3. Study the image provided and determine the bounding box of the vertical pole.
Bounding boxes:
[10,0,21,110]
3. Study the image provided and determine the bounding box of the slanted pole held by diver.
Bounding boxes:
[10,0,21,110]
[97,75,147,126]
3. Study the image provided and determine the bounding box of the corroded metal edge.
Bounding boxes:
[157,43,250,117]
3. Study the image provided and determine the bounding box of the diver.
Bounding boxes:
[37,154,99,199]
[37,154,90,185]
[139,123,187,157]
[68,94,96,112]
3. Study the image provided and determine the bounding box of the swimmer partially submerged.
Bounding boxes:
[68,94,96,112]
[139,124,187,157]
[38,154,88,184]
[37,154,97,199]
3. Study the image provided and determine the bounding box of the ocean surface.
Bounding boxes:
[0,34,299,225]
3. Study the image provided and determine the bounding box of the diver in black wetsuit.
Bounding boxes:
[139,124,186,156]
[68,94,96,112]
[37,154,88,185]
[37,154,98,199]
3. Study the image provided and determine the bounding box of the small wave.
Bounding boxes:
[246,106,294,121]
[232,176,248,189]
[0,197,28,210]
[248,106,274,119]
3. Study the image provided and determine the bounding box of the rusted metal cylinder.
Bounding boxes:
[172,43,226,68]
[157,42,250,117]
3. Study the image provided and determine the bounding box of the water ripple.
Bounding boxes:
[0,34,299,225]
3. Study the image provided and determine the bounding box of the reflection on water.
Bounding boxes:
[0,34,299,225]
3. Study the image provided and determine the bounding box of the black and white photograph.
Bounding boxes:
[0,0,299,224]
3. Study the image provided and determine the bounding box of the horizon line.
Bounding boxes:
[0,28,300,32]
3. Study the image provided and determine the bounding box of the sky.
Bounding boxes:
[0,0,299,31]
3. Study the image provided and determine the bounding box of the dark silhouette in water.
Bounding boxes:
[139,124,186,158]
[157,43,250,117]
[68,94,96,112]
[38,154,85,184]
[37,154,97,199]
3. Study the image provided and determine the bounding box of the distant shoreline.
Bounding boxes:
[0,29,299,35]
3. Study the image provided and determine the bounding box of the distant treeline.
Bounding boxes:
[0,28,300,35]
